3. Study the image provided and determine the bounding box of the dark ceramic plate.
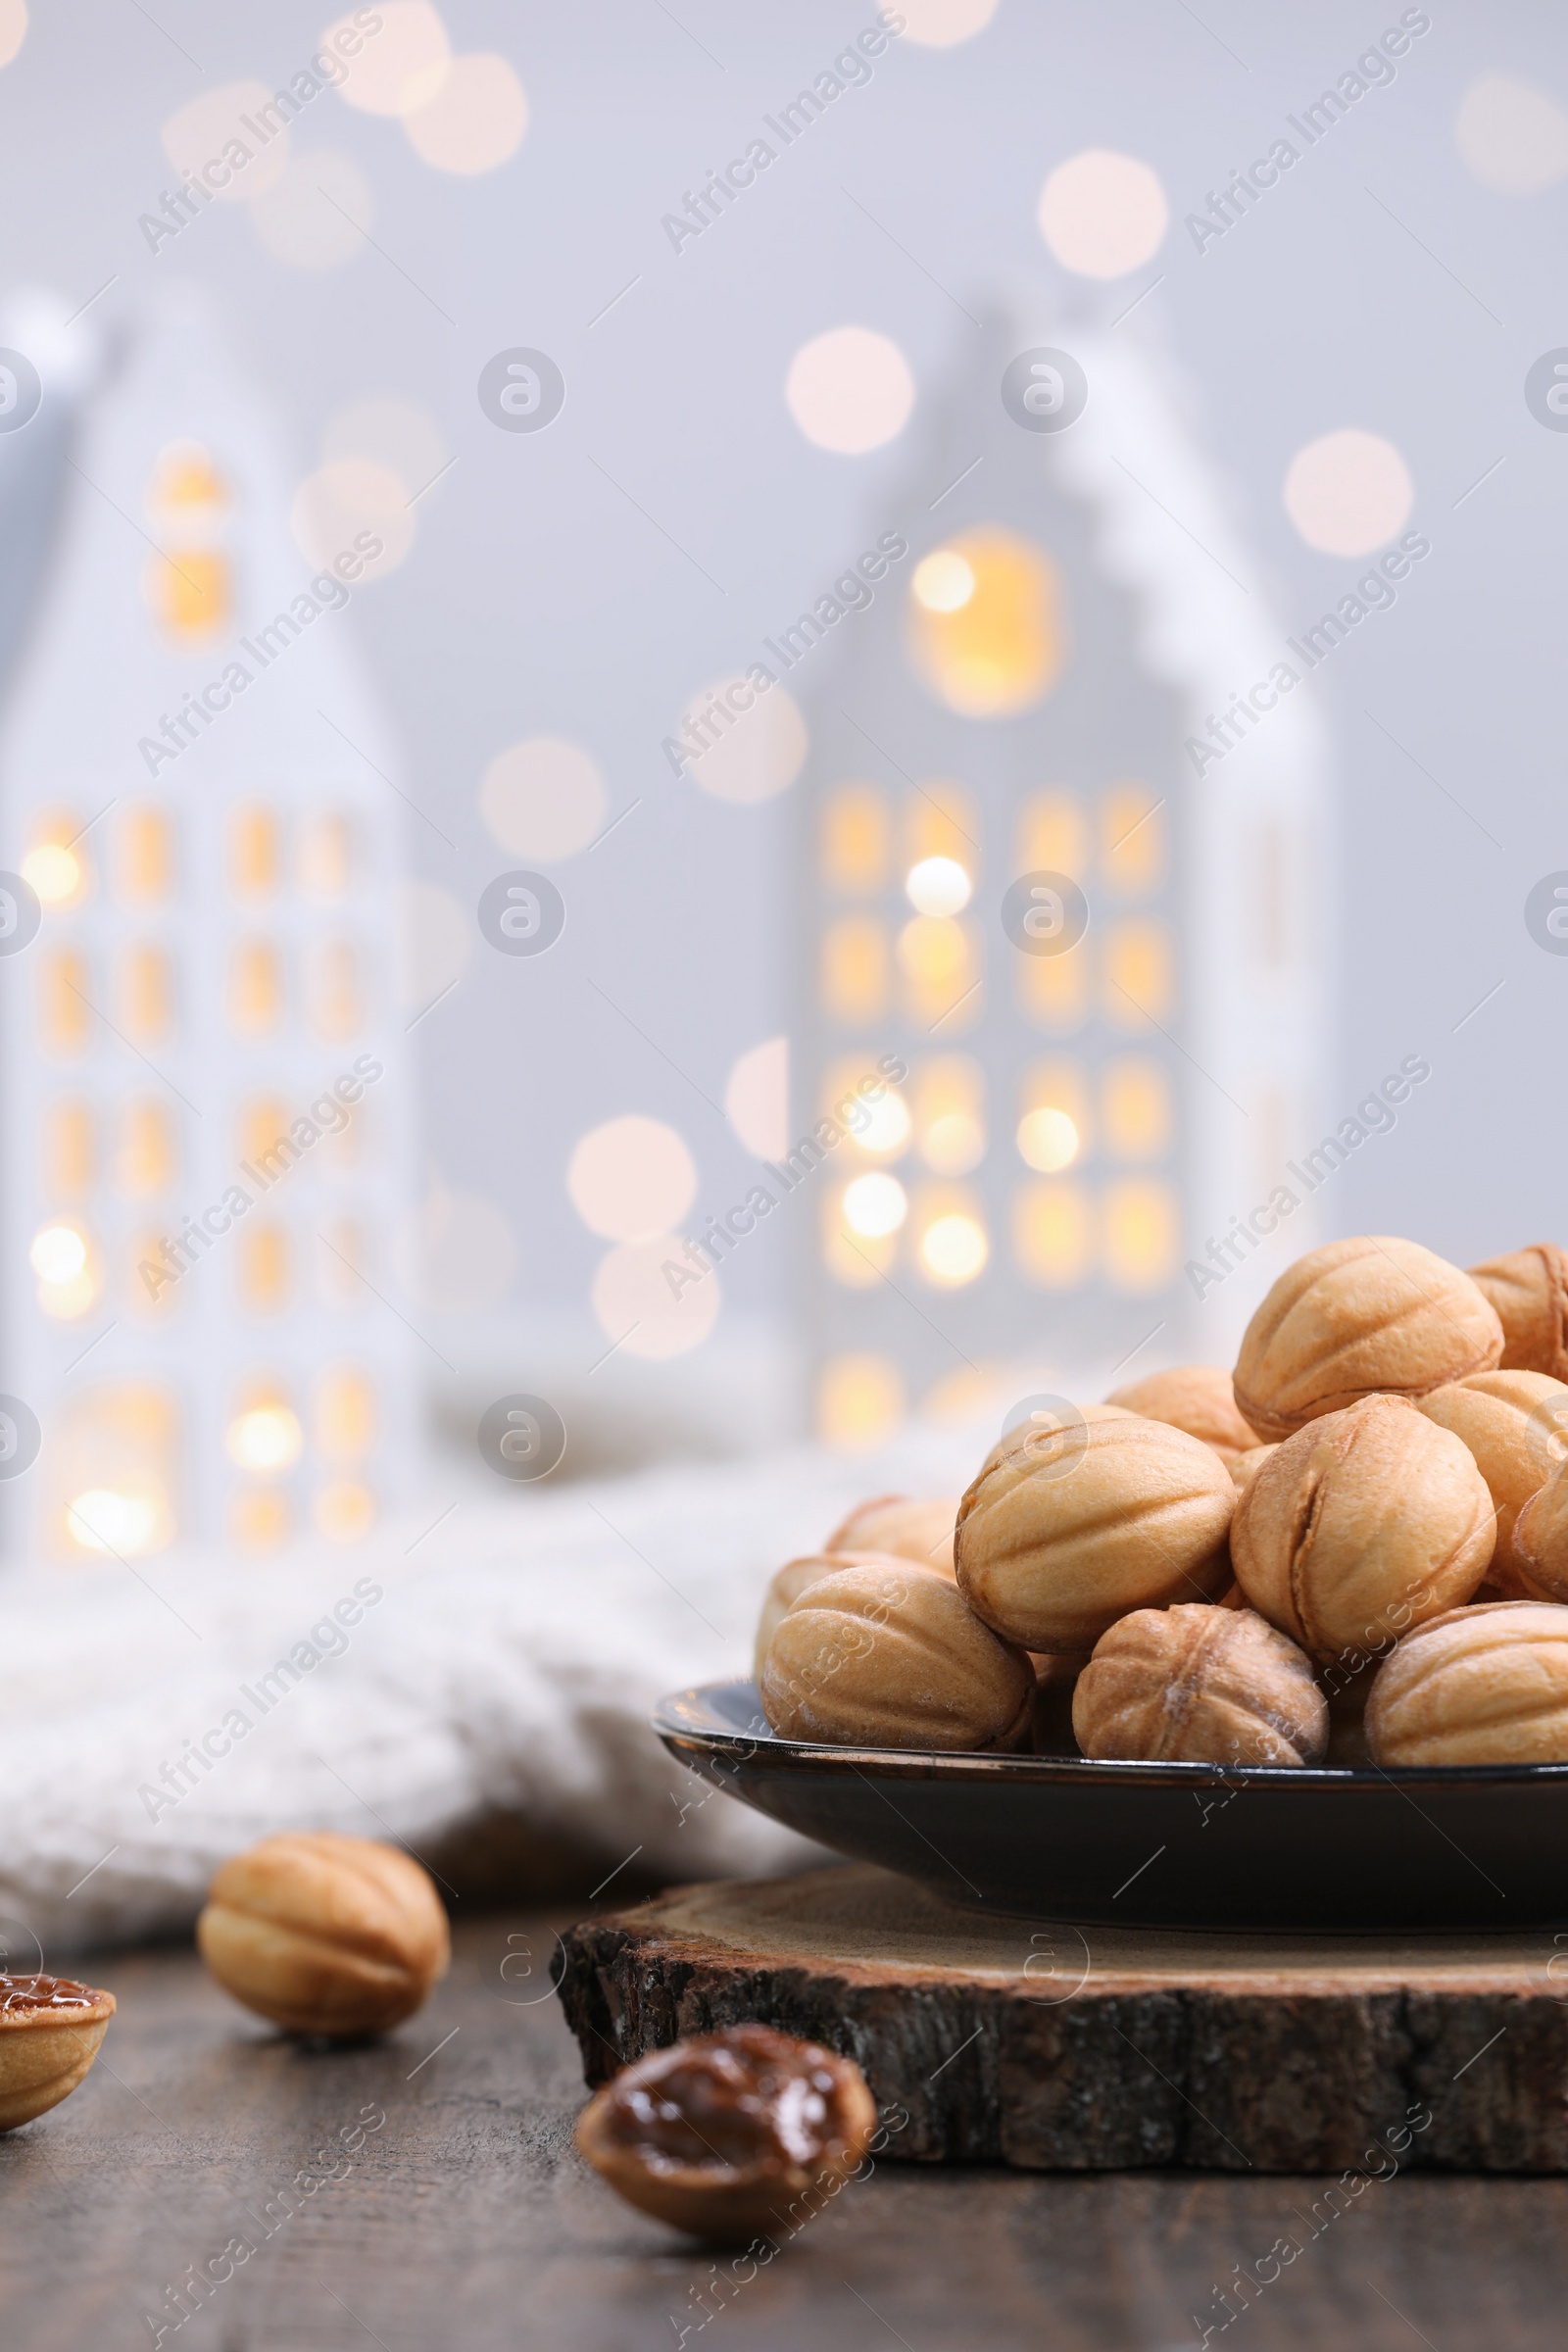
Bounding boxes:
[654,1679,1568,1933]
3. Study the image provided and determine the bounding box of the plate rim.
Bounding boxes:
[654,1677,1568,1790]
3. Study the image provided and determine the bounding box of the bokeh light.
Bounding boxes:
[479,737,607,859]
[0,0,26,68]
[919,1209,988,1286]
[404,53,528,172]
[907,528,1064,716]
[1038,149,1168,277]
[680,679,808,803]
[1283,428,1413,556]
[225,1404,303,1473]
[1017,1106,1080,1172]
[843,1172,907,1238]
[592,1236,721,1358]
[900,0,1000,46]
[785,326,915,454]
[328,2,451,116]
[161,82,290,202]
[567,1116,697,1241]
[1456,72,1568,195]
[906,855,972,914]
[725,1038,789,1160]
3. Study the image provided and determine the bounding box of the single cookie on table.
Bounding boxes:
[1231,1394,1495,1663]
[752,1548,935,1685]
[575,2025,877,2238]
[1104,1365,1260,1466]
[198,1832,450,2038]
[0,1976,116,2132]
[760,1557,1034,1752]
[1232,1236,1503,1442]
[1365,1600,1568,1765]
[956,1411,1233,1655]
[1072,1603,1327,1767]
[1468,1244,1568,1381]
[1416,1368,1568,1595]
[822,1493,960,1575]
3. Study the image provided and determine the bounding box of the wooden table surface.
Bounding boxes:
[4,1904,1566,2351]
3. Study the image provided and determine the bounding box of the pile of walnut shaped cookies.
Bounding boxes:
[758,1237,1568,1770]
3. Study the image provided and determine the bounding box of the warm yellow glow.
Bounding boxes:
[117,1101,177,1197]
[923,1111,984,1175]
[151,442,227,508]
[1102,1057,1174,1160]
[120,807,174,904]
[1017,790,1087,880]
[237,1223,290,1313]
[906,856,971,915]
[844,1172,907,1238]
[906,787,977,870]
[854,1091,911,1155]
[1014,1181,1093,1286]
[1103,1178,1182,1293]
[69,1488,160,1555]
[1018,1106,1080,1173]
[919,1210,988,1286]
[817,1352,906,1450]
[912,550,975,612]
[819,784,889,894]
[49,1385,179,1563]
[230,940,284,1036]
[148,548,231,644]
[42,1102,93,1197]
[1102,784,1165,897]
[226,1404,303,1474]
[23,842,80,906]
[907,526,1065,717]
[820,916,889,1025]
[1104,920,1175,1026]
[315,1480,376,1542]
[897,917,979,1032]
[38,950,91,1055]
[898,914,967,986]
[120,946,174,1045]
[231,806,280,898]
[914,1057,984,1172]
[823,1212,893,1285]
[31,1222,86,1284]
[231,1490,291,1554]
[1016,945,1087,1032]
[317,1368,377,1461]
[239,1098,289,1167]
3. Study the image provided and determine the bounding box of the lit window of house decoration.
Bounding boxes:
[23,810,90,909]
[797,307,1329,1439]
[41,1101,94,1198]
[118,806,175,904]
[230,803,281,897]
[144,440,232,645]
[0,304,421,1560]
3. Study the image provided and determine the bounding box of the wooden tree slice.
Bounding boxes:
[557,1864,1568,2173]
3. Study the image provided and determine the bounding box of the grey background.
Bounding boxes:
[2,0,1563,1396]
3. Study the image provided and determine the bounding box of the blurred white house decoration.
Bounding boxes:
[0,288,421,1563]
[796,300,1333,1448]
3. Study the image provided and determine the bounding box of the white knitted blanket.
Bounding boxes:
[0,1429,985,1957]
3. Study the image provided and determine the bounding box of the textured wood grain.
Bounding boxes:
[557,1866,1568,2173]
[0,1909,1565,2347]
